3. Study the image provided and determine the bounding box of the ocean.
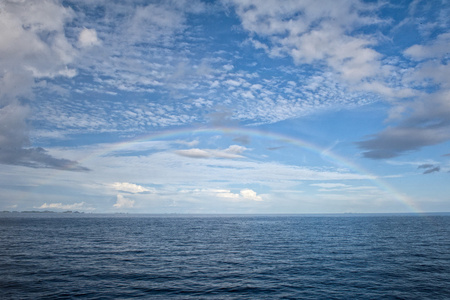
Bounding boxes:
[1,214,449,299]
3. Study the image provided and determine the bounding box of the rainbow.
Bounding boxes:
[79,126,422,213]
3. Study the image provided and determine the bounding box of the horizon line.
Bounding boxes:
[2,211,449,216]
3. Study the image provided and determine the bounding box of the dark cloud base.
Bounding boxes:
[357,125,450,159]
[423,166,440,174]
[417,164,441,175]
[0,147,90,171]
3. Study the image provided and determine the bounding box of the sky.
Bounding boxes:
[0,0,449,214]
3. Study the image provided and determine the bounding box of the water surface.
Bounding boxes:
[1,214,449,299]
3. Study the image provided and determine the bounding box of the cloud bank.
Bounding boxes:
[358,91,450,159]
[37,202,87,210]
[0,0,87,170]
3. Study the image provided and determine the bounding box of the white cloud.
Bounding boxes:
[240,188,263,201]
[223,145,247,156]
[111,182,151,194]
[113,194,135,208]
[192,98,213,108]
[224,79,242,87]
[13,1,392,134]
[174,139,199,147]
[0,0,85,170]
[386,159,438,167]
[183,188,263,202]
[225,0,417,99]
[402,33,450,91]
[211,189,240,199]
[228,1,379,66]
[289,24,380,81]
[312,183,380,193]
[407,60,450,89]
[37,202,87,210]
[223,64,234,71]
[174,145,247,159]
[241,90,255,99]
[310,183,350,189]
[0,0,77,80]
[1,1,448,214]
[78,28,100,48]
[108,150,373,190]
[404,33,450,60]
[1,136,413,213]
[174,148,211,158]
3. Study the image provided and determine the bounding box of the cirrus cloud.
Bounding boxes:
[175,145,248,159]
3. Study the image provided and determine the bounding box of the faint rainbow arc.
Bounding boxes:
[77,126,422,213]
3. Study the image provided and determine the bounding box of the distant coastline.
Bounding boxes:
[1,211,450,216]
[1,210,84,214]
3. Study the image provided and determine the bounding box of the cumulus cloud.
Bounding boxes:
[113,194,135,208]
[111,182,151,194]
[175,145,247,159]
[240,188,263,201]
[209,189,240,199]
[0,0,76,79]
[78,28,100,48]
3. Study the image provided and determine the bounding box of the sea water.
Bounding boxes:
[1,214,449,299]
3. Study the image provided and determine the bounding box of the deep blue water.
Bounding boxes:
[1,214,449,299]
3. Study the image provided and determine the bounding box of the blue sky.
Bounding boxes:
[1,0,449,213]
